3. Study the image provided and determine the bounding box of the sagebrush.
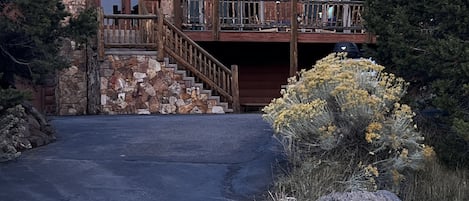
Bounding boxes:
[263,54,434,195]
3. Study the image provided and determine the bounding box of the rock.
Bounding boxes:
[160,104,177,114]
[193,100,208,113]
[144,84,156,97]
[153,79,168,93]
[68,108,78,115]
[147,59,161,79]
[133,72,147,82]
[168,82,182,96]
[27,115,41,130]
[169,96,178,105]
[137,55,146,62]
[211,106,225,114]
[178,104,195,114]
[101,94,108,105]
[316,190,401,201]
[179,92,191,100]
[62,66,79,76]
[100,77,108,90]
[190,106,203,114]
[137,109,150,115]
[138,62,149,73]
[28,127,53,148]
[101,68,114,77]
[176,99,186,107]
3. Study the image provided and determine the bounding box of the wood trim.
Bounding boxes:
[183,31,375,43]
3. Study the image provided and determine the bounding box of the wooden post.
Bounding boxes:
[290,0,298,77]
[173,0,182,29]
[157,8,165,61]
[121,0,131,14]
[212,0,220,40]
[231,65,241,113]
[97,7,105,61]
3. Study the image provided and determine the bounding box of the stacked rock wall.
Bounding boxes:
[100,54,223,115]
[57,0,101,115]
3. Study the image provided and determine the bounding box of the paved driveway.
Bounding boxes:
[0,114,283,201]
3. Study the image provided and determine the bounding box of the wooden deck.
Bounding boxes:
[183,30,375,43]
[133,0,375,44]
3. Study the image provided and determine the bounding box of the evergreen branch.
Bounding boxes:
[0,44,30,65]
[0,44,33,77]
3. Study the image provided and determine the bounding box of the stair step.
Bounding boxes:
[105,49,157,56]
[208,96,220,103]
[163,57,233,113]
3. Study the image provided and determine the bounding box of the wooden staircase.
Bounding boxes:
[98,8,240,113]
[162,58,232,112]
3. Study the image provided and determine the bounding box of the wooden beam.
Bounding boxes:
[290,0,298,77]
[231,65,241,113]
[157,8,165,61]
[97,7,105,61]
[121,0,131,14]
[182,31,375,44]
[173,0,182,29]
[212,0,220,40]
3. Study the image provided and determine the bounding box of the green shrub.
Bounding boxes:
[0,88,30,111]
[263,54,434,194]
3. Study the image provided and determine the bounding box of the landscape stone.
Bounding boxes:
[211,106,225,114]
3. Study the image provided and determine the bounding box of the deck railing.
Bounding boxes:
[180,0,365,33]
[102,14,158,48]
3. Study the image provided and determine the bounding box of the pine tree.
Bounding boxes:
[0,0,96,87]
[364,0,469,166]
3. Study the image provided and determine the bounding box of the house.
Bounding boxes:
[50,0,374,115]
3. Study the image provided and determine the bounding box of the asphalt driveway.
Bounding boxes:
[0,114,283,201]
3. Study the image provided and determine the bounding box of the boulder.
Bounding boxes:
[178,104,195,114]
[211,106,225,114]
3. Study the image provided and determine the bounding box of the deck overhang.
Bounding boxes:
[183,31,376,44]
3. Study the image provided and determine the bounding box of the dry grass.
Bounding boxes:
[268,158,367,201]
[400,161,469,201]
[268,158,469,201]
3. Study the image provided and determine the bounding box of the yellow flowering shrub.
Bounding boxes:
[263,53,434,192]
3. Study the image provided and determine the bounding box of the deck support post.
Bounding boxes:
[290,0,298,77]
[212,0,220,40]
[173,0,182,29]
[231,65,241,113]
[97,7,105,61]
[121,0,131,14]
[157,8,165,61]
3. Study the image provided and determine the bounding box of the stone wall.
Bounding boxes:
[57,47,88,115]
[100,54,224,115]
[57,0,101,115]
[62,0,87,16]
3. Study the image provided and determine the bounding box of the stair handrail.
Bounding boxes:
[163,19,231,74]
[158,12,240,112]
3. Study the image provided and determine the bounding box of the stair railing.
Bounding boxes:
[156,11,240,112]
